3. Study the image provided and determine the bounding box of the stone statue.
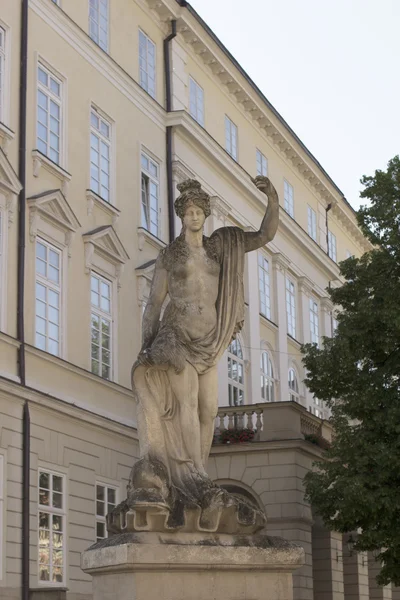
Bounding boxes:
[108,176,279,535]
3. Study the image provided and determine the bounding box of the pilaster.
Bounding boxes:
[368,554,392,600]
[312,517,344,600]
[246,249,261,405]
[343,533,369,600]
[272,253,290,403]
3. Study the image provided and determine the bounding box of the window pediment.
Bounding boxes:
[83,225,129,287]
[0,147,22,196]
[27,189,80,248]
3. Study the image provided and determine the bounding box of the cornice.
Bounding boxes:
[297,276,314,296]
[0,371,137,440]
[272,252,291,273]
[169,111,343,280]
[143,0,371,253]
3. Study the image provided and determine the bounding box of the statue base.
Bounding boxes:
[81,532,304,600]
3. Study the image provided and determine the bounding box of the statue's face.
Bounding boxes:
[183,203,206,232]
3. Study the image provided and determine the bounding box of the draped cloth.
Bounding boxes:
[132,227,246,499]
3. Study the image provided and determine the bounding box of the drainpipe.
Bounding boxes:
[325,203,332,257]
[164,20,177,242]
[18,1,29,599]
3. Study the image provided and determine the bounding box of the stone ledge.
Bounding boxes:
[82,532,305,572]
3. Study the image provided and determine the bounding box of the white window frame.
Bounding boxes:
[89,0,109,52]
[189,76,204,126]
[36,61,63,166]
[309,397,324,419]
[139,29,156,99]
[258,253,271,320]
[95,482,117,542]
[0,25,6,124]
[141,150,160,237]
[307,205,317,241]
[256,149,267,176]
[309,298,319,346]
[38,469,66,586]
[288,367,300,403]
[260,351,274,402]
[0,20,11,126]
[328,230,337,262]
[286,276,296,339]
[225,115,238,160]
[35,238,62,357]
[284,180,294,217]
[90,107,112,203]
[90,272,113,381]
[227,338,244,406]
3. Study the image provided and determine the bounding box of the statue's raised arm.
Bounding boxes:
[243,175,280,253]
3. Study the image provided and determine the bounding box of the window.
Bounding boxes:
[346,250,354,259]
[37,64,62,164]
[309,398,323,418]
[189,77,204,126]
[35,239,61,356]
[91,273,112,380]
[90,109,111,202]
[0,26,5,121]
[284,180,294,217]
[256,149,267,176]
[309,298,319,345]
[285,277,296,338]
[307,206,317,241]
[260,351,274,402]
[332,316,338,334]
[225,116,238,160]
[139,30,156,99]
[89,0,108,51]
[258,253,271,319]
[96,484,117,541]
[288,368,299,402]
[227,338,244,406]
[141,152,159,236]
[328,230,337,262]
[38,470,65,584]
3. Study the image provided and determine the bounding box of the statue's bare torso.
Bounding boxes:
[164,245,220,340]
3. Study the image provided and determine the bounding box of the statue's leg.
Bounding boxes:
[198,366,218,469]
[167,363,203,473]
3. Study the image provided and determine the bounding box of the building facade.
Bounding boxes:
[0,1,396,599]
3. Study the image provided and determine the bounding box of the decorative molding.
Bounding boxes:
[32,150,71,197]
[298,276,314,296]
[86,189,120,225]
[0,122,15,155]
[137,226,167,252]
[0,147,22,201]
[82,225,129,288]
[272,252,291,273]
[171,158,196,183]
[27,189,80,250]
[210,196,231,222]
[320,297,334,314]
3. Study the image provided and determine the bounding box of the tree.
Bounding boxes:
[302,156,400,586]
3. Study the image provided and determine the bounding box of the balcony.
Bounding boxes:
[213,401,332,447]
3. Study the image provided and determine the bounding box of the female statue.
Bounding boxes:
[114,175,279,533]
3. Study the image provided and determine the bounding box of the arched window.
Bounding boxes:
[260,351,274,402]
[227,338,244,406]
[288,367,299,402]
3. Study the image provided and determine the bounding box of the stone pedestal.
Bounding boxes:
[81,532,304,600]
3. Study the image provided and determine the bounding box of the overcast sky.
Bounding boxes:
[188,0,400,209]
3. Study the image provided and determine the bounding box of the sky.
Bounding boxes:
[188,0,400,209]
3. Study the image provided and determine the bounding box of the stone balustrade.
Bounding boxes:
[214,400,333,445]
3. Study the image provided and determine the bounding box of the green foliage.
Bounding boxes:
[302,157,400,586]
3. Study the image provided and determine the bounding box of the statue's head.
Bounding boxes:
[175,180,211,233]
